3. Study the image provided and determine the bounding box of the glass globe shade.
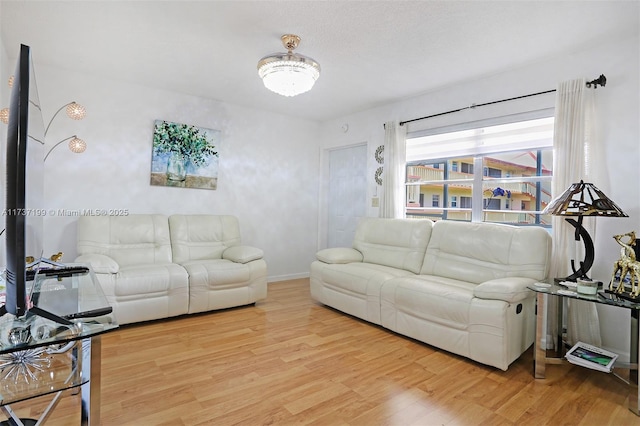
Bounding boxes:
[66,102,86,120]
[0,108,9,124]
[68,137,87,153]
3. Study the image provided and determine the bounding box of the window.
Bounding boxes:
[461,162,473,174]
[405,115,554,226]
[484,167,501,178]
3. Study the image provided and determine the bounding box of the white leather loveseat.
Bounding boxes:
[311,218,551,370]
[75,214,267,325]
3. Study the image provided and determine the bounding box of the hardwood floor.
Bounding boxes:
[7,278,640,425]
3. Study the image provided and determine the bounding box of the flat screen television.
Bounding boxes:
[3,44,45,317]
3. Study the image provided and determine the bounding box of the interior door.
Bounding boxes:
[327,144,367,248]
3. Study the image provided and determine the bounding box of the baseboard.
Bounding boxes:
[268,272,310,283]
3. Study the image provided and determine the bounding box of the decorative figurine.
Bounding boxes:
[49,252,64,263]
[609,231,640,298]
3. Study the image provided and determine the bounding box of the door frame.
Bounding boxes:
[317,142,368,250]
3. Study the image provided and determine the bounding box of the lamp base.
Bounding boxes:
[564,217,595,282]
[0,420,38,426]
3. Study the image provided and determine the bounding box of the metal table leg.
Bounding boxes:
[535,292,547,378]
[80,336,102,425]
[630,310,639,415]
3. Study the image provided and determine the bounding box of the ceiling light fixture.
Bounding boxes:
[257,34,320,97]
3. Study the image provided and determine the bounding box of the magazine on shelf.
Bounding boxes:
[565,341,618,373]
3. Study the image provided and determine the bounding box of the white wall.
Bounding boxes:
[27,64,321,282]
[0,24,9,266]
[319,31,640,359]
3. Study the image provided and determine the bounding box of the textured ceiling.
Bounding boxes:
[1,1,638,122]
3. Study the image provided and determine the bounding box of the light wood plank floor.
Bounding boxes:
[6,279,640,425]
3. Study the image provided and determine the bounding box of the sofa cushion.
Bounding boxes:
[113,263,187,297]
[169,215,241,263]
[320,262,414,296]
[77,215,173,267]
[312,261,414,324]
[75,253,120,273]
[181,259,262,289]
[420,220,551,283]
[353,218,433,274]
[382,275,476,330]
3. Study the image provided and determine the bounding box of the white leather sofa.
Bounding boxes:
[75,214,267,325]
[311,218,551,370]
[169,215,267,314]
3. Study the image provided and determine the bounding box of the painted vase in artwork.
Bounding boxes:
[167,152,186,181]
[152,120,220,189]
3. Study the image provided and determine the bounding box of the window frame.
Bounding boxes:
[404,110,554,226]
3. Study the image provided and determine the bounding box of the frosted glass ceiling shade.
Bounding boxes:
[258,34,320,97]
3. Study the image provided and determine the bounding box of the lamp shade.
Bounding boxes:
[542,180,627,217]
[257,34,320,97]
[0,107,9,124]
[68,136,87,153]
[66,102,86,120]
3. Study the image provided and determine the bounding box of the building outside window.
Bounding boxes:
[461,162,473,174]
[404,115,554,226]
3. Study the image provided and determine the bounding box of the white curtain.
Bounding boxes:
[380,121,407,218]
[550,78,601,346]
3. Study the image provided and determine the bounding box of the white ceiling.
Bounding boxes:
[1,1,638,122]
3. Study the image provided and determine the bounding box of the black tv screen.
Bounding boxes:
[4,44,45,316]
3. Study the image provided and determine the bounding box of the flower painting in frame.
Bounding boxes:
[150,120,221,190]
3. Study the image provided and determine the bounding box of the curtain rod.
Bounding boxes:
[397,74,607,127]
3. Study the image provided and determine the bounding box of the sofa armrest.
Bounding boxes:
[316,248,363,264]
[75,253,120,274]
[473,277,536,303]
[222,246,264,264]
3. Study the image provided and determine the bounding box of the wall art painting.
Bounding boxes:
[150,120,221,190]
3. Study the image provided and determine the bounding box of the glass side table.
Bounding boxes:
[0,266,118,425]
[529,282,640,416]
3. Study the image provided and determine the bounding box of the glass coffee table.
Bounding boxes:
[529,281,640,415]
[0,266,118,425]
